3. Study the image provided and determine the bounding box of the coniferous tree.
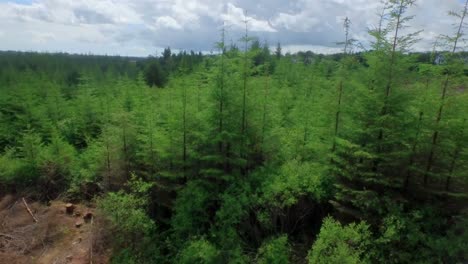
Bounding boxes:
[333,0,421,220]
[424,0,467,186]
[275,42,282,60]
[240,18,253,175]
[331,17,355,154]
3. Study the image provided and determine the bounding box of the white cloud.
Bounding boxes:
[0,0,466,56]
[1,0,141,25]
[154,16,182,30]
[142,0,223,30]
[221,3,277,32]
[272,13,319,32]
[30,31,56,44]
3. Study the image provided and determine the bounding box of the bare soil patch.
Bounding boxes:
[0,195,111,264]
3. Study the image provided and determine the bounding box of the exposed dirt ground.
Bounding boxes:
[0,195,111,264]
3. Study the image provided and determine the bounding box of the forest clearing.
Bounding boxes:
[0,195,110,263]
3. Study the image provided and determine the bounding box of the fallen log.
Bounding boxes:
[21,198,38,223]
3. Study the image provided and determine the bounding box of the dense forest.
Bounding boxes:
[1,0,468,263]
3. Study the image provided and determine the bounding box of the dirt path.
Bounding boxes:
[0,195,110,264]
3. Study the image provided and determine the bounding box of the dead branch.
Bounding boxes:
[0,233,14,239]
[22,198,38,223]
[89,215,94,264]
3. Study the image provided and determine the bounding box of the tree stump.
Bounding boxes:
[84,212,93,223]
[66,203,75,215]
[75,219,84,228]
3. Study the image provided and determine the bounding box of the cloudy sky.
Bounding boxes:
[0,0,466,57]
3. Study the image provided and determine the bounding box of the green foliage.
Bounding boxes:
[177,238,221,264]
[0,148,29,188]
[308,217,371,264]
[372,206,468,263]
[37,131,77,196]
[101,192,150,223]
[171,180,213,238]
[211,183,252,262]
[99,191,154,239]
[260,160,331,207]
[99,175,158,263]
[256,235,290,264]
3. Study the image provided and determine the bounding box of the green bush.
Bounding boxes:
[308,217,371,264]
[0,148,33,188]
[177,238,221,264]
[256,235,290,264]
[99,176,158,263]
